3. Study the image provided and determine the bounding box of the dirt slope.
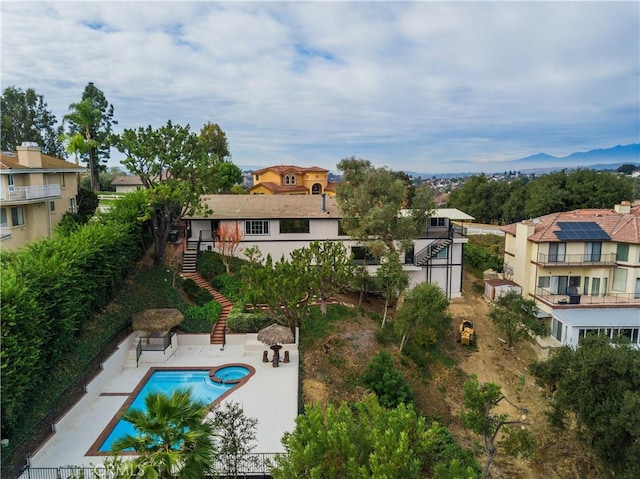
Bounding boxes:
[301,274,603,478]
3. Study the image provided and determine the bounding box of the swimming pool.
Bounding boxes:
[96,366,252,453]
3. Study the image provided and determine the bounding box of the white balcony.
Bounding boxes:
[1,184,61,203]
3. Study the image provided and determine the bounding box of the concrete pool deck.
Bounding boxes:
[28,332,298,468]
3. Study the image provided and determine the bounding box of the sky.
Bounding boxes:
[1,1,639,174]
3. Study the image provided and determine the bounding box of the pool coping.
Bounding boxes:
[86,363,256,456]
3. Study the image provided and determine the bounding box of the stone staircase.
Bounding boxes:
[182,246,198,273]
[181,272,232,345]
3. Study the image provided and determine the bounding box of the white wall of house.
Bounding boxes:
[189,216,466,298]
[550,308,640,349]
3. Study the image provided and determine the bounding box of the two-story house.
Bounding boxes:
[0,143,85,249]
[184,194,473,298]
[501,202,640,348]
[249,165,336,196]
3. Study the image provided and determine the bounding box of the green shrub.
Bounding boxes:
[464,243,503,276]
[182,278,214,305]
[180,301,222,333]
[362,351,414,408]
[226,306,272,333]
[212,273,244,301]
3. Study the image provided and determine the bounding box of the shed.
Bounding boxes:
[484,279,522,302]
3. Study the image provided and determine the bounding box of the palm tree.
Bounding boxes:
[110,388,215,479]
[64,99,102,191]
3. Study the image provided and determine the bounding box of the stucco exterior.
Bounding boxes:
[501,203,640,348]
[1,144,85,250]
[249,165,336,196]
[185,194,471,298]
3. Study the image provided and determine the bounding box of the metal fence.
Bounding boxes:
[2,453,278,479]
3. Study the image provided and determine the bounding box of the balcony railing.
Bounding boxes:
[0,222,11,239]
[1,184,61,202]
[537,252,617,266]
[535,287,640,307]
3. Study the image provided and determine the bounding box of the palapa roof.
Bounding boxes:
[257,323,295,345]
[132,308,183,332]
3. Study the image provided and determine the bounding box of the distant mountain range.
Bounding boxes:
[410,143,640,178]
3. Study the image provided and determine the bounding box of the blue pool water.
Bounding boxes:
[99,367,249,452]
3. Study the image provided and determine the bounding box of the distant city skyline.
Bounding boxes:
[2,1,638,174]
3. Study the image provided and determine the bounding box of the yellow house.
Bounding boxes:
[249,165,336,196]
[500,202,640,348]
[1,143,85,250]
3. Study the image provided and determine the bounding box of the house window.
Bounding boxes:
[11,206,24,226]
[69,198,77,213]
[0,208,7,226]
[585,242,602,262]
[60,173,66,187]
[284,175,296,185]
[50,201,55,212]
[552,318,563,342]
[537,276,550,288]
[550,276,568,295]
[430,217,446,227]
[351,246,379,265]
[591,277,601,296]
[612,268,628,292]
[279,219,309,234]
[548,243,566,262]
[7,174,14,187]
[245,220,269,235]
[436,245,449,259]
[616,243,629,262]
[583,276,590,295]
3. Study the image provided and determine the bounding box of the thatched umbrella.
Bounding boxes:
[257,323,294,346]
[132,308,183,342]
[258,323,294,368]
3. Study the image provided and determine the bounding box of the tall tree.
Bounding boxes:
[114,121,219,264]
[336,157,435,256]
[461,375,536,479]
[395,282,451,352]
[376,252,409,326]
[271,394,480,478]
[488,290,548,348]
[65,82,117,191]
[301,240,354,316]
[64,98,103,191]
[200,121,231,161]
[530,335,640,478]
[110,388,215,478]
[1,86,64,157]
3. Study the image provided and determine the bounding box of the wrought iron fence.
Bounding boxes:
[2,453,278,479]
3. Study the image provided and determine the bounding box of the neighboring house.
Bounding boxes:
[0,143,85,249]
[500,202,640,349]
[184,194,473,298]
[112,175,144,193]
[249,165,337,196]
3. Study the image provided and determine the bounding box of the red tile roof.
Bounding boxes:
[248,182,309,194]
[252,165,328,175]
[501,206,640,244]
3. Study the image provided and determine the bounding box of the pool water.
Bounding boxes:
[99,367,249,452]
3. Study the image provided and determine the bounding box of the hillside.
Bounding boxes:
[301,273,605,478]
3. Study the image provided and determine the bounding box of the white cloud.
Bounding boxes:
[1,1,638,174]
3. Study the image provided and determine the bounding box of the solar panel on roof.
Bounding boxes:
[555,222,610,241]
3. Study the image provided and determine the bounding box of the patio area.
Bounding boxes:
[27,332,298,468]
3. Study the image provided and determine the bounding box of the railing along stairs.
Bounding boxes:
[414,237,453,266]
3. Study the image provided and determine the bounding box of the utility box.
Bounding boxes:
[169,230,178,243]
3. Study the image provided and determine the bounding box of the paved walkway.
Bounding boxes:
[28,333,298,467]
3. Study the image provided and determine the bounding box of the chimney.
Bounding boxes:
[614,201,631,214]
[321,193,326,213]
[16,142,43,168]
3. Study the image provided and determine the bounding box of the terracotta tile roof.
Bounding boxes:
[501,206,640,244]
[0,151,84,171]
[248,182,309,194]
[252,165,328,175]
[324,181,337,192]
[188,194,342,220]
